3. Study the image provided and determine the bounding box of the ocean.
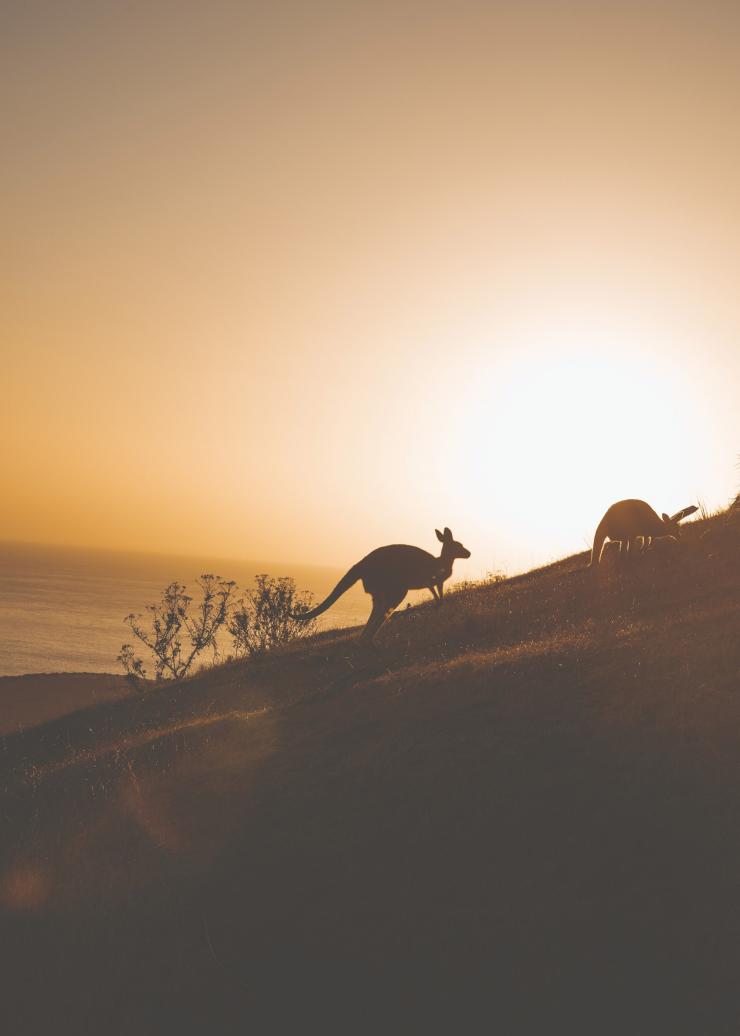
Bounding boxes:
[0,542,370,677]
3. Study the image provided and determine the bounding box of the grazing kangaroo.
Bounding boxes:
[295,527,471,641]
[588,499,698,567]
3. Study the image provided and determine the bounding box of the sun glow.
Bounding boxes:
[3,3,740,571]
[446,334,712,574]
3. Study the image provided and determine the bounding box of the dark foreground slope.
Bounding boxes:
[2,511,739,1034]
[0,673,139,736]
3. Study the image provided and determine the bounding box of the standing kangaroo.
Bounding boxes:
[295,527,471,641]
[588,499,698,567]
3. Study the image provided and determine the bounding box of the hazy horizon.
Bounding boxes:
[3,1,739,577]
[0,539,371,676]
[0,534,351,577]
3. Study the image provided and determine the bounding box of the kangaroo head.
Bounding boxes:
[661,504,698,538]
[435,527,471,560]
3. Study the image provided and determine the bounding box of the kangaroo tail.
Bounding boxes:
[588,516,609,567]
[294,562,363,621]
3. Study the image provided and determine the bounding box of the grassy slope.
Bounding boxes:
[0,673,138,736]
[2,510,739,1034]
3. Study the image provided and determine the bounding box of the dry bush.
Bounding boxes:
[226,574,317,658]
[118,575,236,683]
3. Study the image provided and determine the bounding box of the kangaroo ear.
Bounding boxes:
[435,529,444,543]
[662,513,670,523]
[443,527,453,541]
[671,505,698,523]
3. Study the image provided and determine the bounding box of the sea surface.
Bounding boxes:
[0,542,369,676]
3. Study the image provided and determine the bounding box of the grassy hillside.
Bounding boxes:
[0,672,139,736]
[2,508,739,1034]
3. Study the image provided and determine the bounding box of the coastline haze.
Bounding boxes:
[0,540,371,676]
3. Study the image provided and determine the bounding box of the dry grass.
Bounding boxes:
[1,507,739,1033]
[0,672,139,736]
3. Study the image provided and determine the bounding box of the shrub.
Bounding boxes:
[118,574,236,682]
[226,574,317,658]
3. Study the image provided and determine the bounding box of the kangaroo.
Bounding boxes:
[295,527,471,641]
[588,499,698,567]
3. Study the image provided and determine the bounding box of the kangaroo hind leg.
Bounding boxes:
[589,526,608,567]
[360,590,406,642]
[360,598,393,642]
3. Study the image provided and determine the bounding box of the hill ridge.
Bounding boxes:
[2,507,739,1032]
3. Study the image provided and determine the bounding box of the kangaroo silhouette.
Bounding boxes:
[295,527,471,641]
[589,499,698,567]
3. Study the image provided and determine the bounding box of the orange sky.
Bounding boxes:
[2,2,739,575]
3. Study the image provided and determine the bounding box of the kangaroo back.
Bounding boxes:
[606,499,664,538]
[359,544,437,594]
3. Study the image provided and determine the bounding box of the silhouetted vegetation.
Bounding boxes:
[118,573,316,681]
[118,574,236,682]
[226,574,317,657]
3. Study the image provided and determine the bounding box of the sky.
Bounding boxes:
[2,1,739,576]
